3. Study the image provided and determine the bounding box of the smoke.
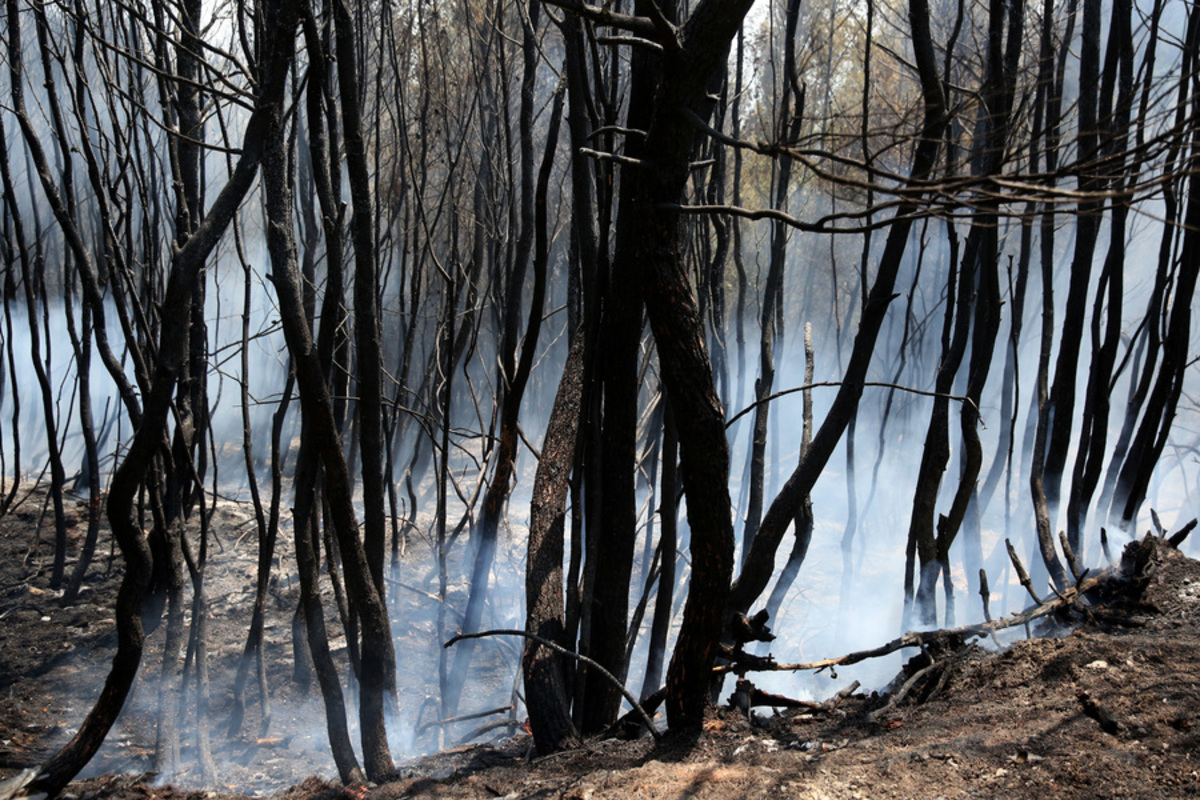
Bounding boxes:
[0,0,1198,786]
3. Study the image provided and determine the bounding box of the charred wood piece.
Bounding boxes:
[829,680,861,709]
[1079,691,1122,736]
[1121,535,1159,590]
[732,609,776,645]
[1006,539,1043,605]
[728,678,821,715]
[867,661,940,721]
[1100,528,1114,565]
[1059,531,1083,583]
[978,569,1001,647]
[607,687,665,740]
[718,642,778,675]
[1168,519,1197,549]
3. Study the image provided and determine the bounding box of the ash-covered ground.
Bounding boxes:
[3,483,1200,800]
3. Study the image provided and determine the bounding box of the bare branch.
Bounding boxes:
[640,0,681,53]
[579,147,644,167]
[725,381,985,429]
[445,629,661,738]
[595,35,664,52]
[539,0,659,38]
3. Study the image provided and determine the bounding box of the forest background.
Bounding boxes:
[0,0,1198,794]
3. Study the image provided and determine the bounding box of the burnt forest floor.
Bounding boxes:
[2,482,1200,800]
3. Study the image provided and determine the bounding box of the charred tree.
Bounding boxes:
[523,327,586,754]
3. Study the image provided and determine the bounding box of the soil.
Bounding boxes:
[2,482,1200,800]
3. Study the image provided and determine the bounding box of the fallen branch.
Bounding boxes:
[978,569,1001,647]
[1079,691,1122,735]
[455,718,522,747]
[829,680,861,708]
[866,661,940,722]
[716,570,1108,676]
[729,678,822,713]
[417,705,514,734]
[1059,532,1083,583]
[445,629,660,739]
[607,687,666,740]
[384,575,443,603]
[1006,539,1043,606]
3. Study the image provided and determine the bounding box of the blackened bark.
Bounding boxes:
[629,0,753,733]
[523,328,585,754]
[25,0,75,591]
[1040,0,1103,517]
[60,290,101,607]
[1027,0,1071,589]
[911,0,1018,627]
[581,0,662,731]
[452,27,561,717]
[331,0,395,777]
[261,29,396,778]
[292,434,363,782]
[743,0,802,567]
[1109,6,1200,527]
[906,225,970,628]
[227,233,283,737]
[1100,0,1187,524]
[1065,0,1134,553]
[641,402,678,701]
[764,323,815,624]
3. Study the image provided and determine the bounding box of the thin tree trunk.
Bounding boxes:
[523,327,585,754]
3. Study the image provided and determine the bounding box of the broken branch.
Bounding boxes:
[715,571,1107,677]
[1168,519,1197,549]
[1006,538,1043,605]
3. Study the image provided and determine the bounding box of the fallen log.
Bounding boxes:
[417,705,515,735]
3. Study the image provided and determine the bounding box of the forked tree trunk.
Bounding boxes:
[621,0,754,732]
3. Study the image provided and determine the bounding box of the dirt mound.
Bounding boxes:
[3,489,1200,800]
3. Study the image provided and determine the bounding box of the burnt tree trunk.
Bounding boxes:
[617,0,753,732]
[523,328,586,755]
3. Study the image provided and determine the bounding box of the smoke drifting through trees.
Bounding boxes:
[0,0,1197,790]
